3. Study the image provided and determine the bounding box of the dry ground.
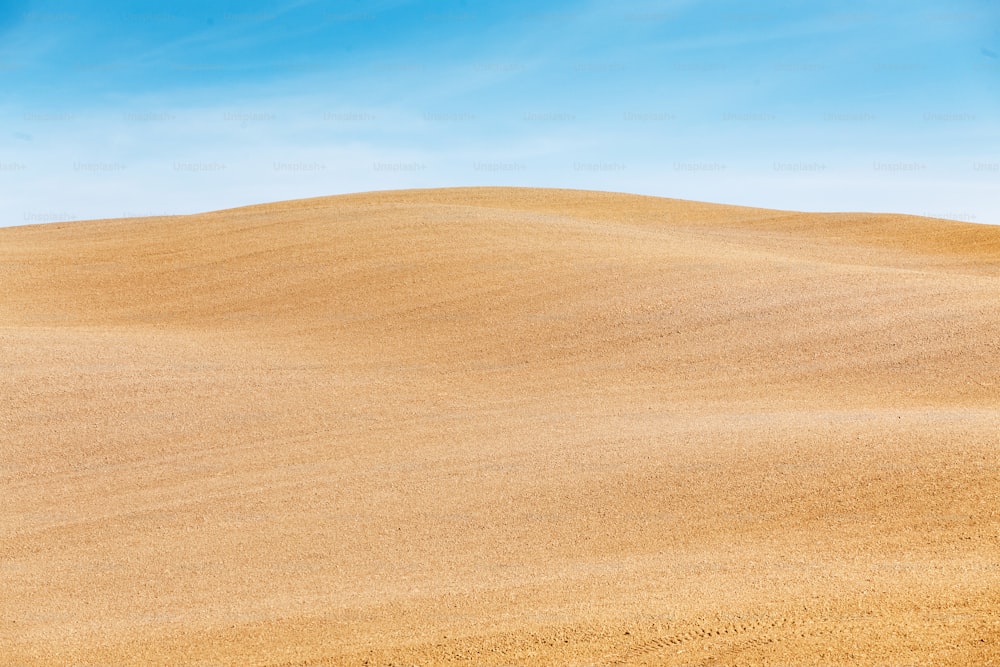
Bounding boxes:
[2,187,999,665]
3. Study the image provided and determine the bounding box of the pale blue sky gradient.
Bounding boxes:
[1,0,997,226]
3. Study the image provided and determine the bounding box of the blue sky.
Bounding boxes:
[1,0,998,226]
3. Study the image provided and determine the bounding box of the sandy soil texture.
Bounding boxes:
[2,187,999,665]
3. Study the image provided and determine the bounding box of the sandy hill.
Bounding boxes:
[2,187,998,665]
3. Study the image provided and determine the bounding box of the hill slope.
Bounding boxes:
[2,187,999,665]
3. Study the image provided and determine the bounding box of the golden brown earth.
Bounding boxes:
[2,187,999,666]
